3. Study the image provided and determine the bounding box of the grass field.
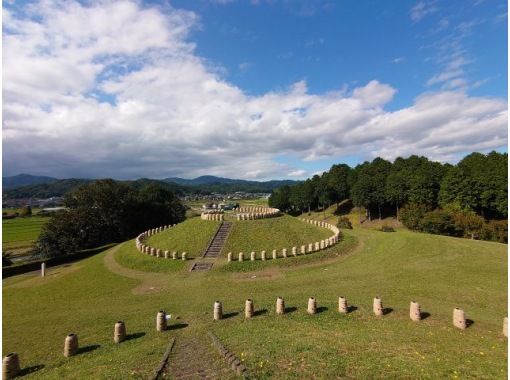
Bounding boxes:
[222,215,332,256]
[2,216,49,252]
[2,217,507,379]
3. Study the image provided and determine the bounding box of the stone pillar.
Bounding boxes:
[156,249,161,258]
[272,249,277,260]
[320,240,324,250]
[2,353,20,379]
[301,245,306,254]
[172,252,177,260]
[214,301,223,320]
[41,262,46,277]
[453,308,466,330]
[245,299,254,318]
[307,297,317,314]
[373,297,383,316]
[276,297,285,315]
[150,248,155,256]
[282,248,287,258]
[238,252,244,262]
[164,251,169,259]
[114,321,126,343]
[145,247,150,254]
[324,239,329,248]
[156,311,167,331]
[338,296,348,313]
[181,252,187,260]
[314,242,320,251]
[410,301,421,322]
[292,247,297,256]
[64,334,79,357]
[250,252,256,261]
[261,251,266,261]
[227,252,232,262]
[503,317,508,337]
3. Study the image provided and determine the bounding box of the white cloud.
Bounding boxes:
[410,1,437,22]
[392,57,405,64]
[3,1,507,180]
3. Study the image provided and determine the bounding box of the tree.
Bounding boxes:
[37,180,185,258]
[268,185,292,212]
[327,164,351,206]
[19,205,32,217]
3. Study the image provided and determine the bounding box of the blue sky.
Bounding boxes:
[2,0,508,180]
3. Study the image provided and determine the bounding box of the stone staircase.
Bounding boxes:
[202,222,232,258]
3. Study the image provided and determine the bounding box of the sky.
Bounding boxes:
[2,0,508,180]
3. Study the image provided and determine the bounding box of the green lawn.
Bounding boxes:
[3,216,49,252]
[222,215,332,256]
[146,218,220,258]
[2,218,507,379]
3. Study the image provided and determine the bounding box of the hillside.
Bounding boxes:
[2,220,506,378]
[3,174,298,199]
[3,174,58,189]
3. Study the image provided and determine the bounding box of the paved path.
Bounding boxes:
[190,222,232,272]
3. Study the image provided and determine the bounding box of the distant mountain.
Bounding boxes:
[3,174,58,189]
[164,175,299,191]
[3,174,299,199]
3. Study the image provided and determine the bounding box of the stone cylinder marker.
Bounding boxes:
[272,249,277,260]
[181,252,187,260]
[164,251,169,259]
[338,296,348,313]
[238,252,244,262]
[261,251,266,261]
[276,297,285,315]
[373,297,383,316]
[301,245,306,254]
[250,252,256,261]
[157,311,167,332]
[503,317,508,337]
[41,262,46,277]
[282,249,287,258]
[410,301,421,322]
[64,334,79,357]
[2,353,20,380]
[308,243,313,253]
[307,297,317,314]
[453,308,466,330]
[214,301,223,320]
[227,252,232,262]
[245,299,254,318]
[292,247,297,256]
[114,321,126,343]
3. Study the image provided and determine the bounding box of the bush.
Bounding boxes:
[337,216,353,229]
[419,210,461,236]
[480,220,508,243]
[380,225,395,232]
[399,203,428,230]
[19,205,32,217]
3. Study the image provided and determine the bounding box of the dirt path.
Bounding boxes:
[103,245,172,295]
[162,334,238,380]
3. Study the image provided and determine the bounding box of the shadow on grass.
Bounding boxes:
[253,309,268,317]
[168,323,188,330]
[383,308,393,316]
[125,332,146,341]
[77,345,101,355]
[347,306,358,313]
[466,319,475,328]
[285,306,298,314]
[223,312,239,319]
[420,312,431,320]
[19,364,45,376]
[316,306,328,314]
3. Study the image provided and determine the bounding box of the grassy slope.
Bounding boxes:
[146,218,220,258]
[222,215,332,255]
[2,220,507,379]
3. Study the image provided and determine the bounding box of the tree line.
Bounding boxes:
[269,152,507,242]
[37,180,186,258]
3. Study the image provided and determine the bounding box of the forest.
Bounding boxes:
[269,151,507,242]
